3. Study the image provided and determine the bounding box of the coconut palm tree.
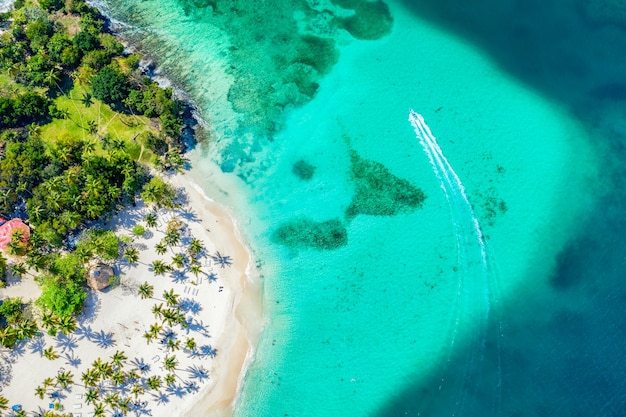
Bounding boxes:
[43,346,59,360]
[111,370,125,386]
[0,396,8,413]
[42,377,55,389]
[142,331,154,344]
[165,373,176,387]
[189,263,202,280]
[154,242,167,256]
[117,396,131,413]
[0,326,16,348]
[145,212,158,229]
[145,375,162,391]
[56,370,74,389]
[85,388,99,404]
[82,369,99,387]
[58,315,76,335]
[149,322,162,337]
[130,383,144,398]
[166,338,180,352]
[123,247,140,265]
[163,355,178,372]
[163,289,179,307]
[138,282,154,300]
[164,229,181,249]
[111,350,128,368]
[151,303,164,320]
[35,385,47,399]
[171,253,186,269]
[15,320,38,341]
[152,260,170,275]
[41,310,58,331]
[188,238,204,257]
[93,402,105,417]
[9,262,27,279]
[185,337,197,352]
[127,369,140,383]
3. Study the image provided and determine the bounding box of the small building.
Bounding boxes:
[0,218,30,251]
[86,263,114,291]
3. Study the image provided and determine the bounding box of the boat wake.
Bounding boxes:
[409,109,503,416]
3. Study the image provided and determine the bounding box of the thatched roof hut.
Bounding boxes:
[87,263,114,291]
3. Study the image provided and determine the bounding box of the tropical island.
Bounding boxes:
[0,0,261,416]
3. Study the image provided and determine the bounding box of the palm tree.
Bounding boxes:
[154,242,167,255]
[42,377,55,389]
[138,282,154,300]
[171,253,186,269]
[43,346,59,360]
[111,350,128,368]
[151,303,164,320]
[149,322,162,337]
[188,237,204,256]
[163,355,178,372]
[0,328,15,349]
[130,383,144,398]
[0,396,8,413]
[56,370,74,389]
[85,388,99,404]
[58,315,76,335]
[82,369,99,387]
[145,212,158,229]
[83,139,97,154]
[41,310,58,330]
[145,376,162,391]
[93,402,105,417]
[15,320,38,341]
[165,373,176,387]
[111,370,125,386]
[35,385,47,399]
[127,369,140,383]
[10,262,27,279]
[164,229,181,248]
[142,331,154,344]
[189,263,202,280]
[166,338,180,352]
[124,247,140,265]
[185,337,197,352]
[163,289,179,307]
[152,260,170,275]
[117,396,131,414]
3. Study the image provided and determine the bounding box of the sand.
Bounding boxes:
[0,172,263,416]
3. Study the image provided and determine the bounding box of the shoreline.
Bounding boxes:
[168,173,264,417]
[0,170,264,416]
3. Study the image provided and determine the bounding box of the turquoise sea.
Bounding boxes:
[96,0,625,415]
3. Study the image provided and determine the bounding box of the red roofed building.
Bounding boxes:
[0,218,30,251]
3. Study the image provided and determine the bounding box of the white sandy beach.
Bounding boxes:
[0,172,263,417]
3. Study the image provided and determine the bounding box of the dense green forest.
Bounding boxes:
[0,0,189,341]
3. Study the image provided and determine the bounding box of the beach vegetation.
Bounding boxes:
[141,176,177,209]
[138,282,154,299]
[131,224,146,237]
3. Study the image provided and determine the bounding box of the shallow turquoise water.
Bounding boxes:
[96,0,626,415]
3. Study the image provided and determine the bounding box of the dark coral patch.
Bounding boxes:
[346,150,426,219]
[292,159,316,180]
[273,218,348,250]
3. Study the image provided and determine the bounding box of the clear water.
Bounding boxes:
[95,0,626,415]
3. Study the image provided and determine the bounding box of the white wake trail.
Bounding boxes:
[409,109,502,416]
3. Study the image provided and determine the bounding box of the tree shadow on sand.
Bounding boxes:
[55,333,78,352]
[74,323,96,341]
[186,365,209,381]
[64,352,81,368]
[29,335,46,355]
[131,357,150,374]
[92,330,116,348]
